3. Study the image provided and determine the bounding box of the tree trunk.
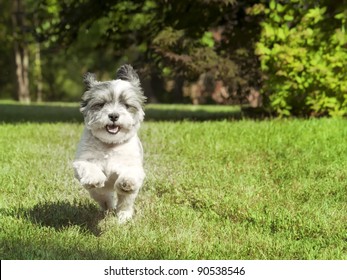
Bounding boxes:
[11,0,30,103]
[34,42,43,102]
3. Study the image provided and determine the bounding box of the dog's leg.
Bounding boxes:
[73,160,106,188]
[115,190,139,224]
[88,188,116,211]
[114,169,144,223]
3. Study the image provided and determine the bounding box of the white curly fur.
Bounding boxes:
[73,65,146,224]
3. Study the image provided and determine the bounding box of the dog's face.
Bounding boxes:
[80,65,146,144]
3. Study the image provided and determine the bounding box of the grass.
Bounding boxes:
[0,101,346,259]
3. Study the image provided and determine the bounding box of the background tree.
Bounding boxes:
[34,0,262,103]
[251,0,347,117]
[0,1,16,100]
[1,0,47,103]
[11,0,31,103]
[3,0,347,117]
[1,0,263,104]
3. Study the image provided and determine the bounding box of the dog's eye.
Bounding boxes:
[125,104,130,109]
[92,103,105,109]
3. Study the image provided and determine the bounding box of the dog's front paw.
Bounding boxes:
[73,161,107,188]
[115,176,137,193]
[80,169,107,188]
[117,210,134,224]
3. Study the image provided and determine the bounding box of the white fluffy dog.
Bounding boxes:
[73,64,146,224]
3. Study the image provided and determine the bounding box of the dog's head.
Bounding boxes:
[80,64,146,144]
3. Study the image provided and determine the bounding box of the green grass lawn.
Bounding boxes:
[0,101,346,259]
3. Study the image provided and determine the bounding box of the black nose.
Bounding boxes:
[108,113,119,122]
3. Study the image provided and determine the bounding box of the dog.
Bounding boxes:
[73,64,146,224]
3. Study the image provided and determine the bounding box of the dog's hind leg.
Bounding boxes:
[115,191,139,224]
[88,188,116,211]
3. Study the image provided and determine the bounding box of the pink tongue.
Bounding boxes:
[106,125,120,134]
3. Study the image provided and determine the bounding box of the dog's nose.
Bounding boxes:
[108,113,119,122]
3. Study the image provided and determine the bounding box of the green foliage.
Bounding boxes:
[152,27,238,81]
[32,0,254,102]
[0,1,15,98]
[251,0,347,117]
[1,0,261,104]
[201,31,215,48]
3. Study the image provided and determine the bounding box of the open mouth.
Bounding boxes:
[106,124,120,134]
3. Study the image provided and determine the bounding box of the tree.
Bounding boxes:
[11,0,31,103]
[250,0,347,117]
[1,0,265,104]
[0,1,16,99]
[0,0,47,102]
[36,0,263,103]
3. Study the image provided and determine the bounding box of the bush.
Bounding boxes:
[251,0,347,117]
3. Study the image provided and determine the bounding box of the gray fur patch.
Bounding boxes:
[115,64,140,87]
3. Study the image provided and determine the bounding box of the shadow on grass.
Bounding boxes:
[0,102,269,123]
[145,107,244,121]
[1,201,179,259]
[2,200,103,236]
[0,103,83,123]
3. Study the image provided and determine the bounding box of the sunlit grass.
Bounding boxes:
[0,102,346,259]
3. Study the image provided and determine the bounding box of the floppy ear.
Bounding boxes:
[115,64,140,87]
[83,72,97,90]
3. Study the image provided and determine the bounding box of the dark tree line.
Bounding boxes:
[1,0,262,104]
[1,0,347,116]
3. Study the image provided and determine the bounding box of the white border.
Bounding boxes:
[2,260,347,280]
